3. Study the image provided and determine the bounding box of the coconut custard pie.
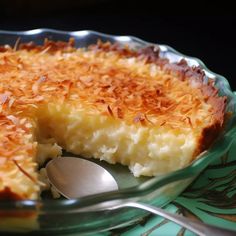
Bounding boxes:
[0,39,226,200]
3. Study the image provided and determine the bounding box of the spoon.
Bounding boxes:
[46,157,236,236]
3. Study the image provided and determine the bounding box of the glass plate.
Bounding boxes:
[0,29,236,235]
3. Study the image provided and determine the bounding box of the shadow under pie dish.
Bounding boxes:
[0,29,235,235]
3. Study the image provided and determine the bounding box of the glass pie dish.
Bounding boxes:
[0,29,236,235]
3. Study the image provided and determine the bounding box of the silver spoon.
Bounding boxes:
[46,157,236,236]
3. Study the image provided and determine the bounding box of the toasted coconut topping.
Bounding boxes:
[0,39,226,130]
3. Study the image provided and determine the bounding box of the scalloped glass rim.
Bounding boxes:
[0,28,236,211]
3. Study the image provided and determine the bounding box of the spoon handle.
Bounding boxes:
[121,202,236,236]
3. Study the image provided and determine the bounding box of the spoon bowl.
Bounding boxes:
[46,157,118,198]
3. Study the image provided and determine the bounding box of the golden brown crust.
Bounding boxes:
[0,39,227,199]
[19,38,75,52]
[0,187,23,200]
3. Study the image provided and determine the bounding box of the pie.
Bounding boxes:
[0,39,226,200]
